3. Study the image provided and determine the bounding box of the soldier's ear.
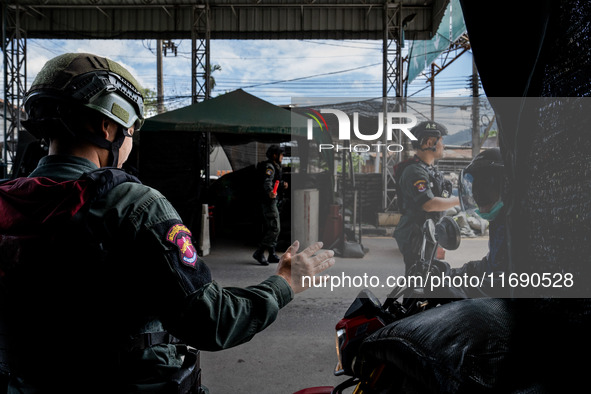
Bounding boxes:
[100,117,118,142]
[102,119,110,136]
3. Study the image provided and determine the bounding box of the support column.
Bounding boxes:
[191,3,211,104]
[191,2,212,179]
[382,1,403,212]
[191,2,212,250]
[2,2,26,178]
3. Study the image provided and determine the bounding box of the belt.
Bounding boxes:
[125,331,181,352]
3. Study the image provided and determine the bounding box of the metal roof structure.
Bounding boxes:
[6,0,448,40]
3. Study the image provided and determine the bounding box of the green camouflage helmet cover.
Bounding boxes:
[25,53,144,130]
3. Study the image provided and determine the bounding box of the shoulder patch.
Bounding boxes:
[265,168,274,177]
[413,179,428,192]
[166,224,198,267]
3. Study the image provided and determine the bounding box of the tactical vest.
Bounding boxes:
[0,167,140,274]
[0,168,141,382]
[1,168,203,393]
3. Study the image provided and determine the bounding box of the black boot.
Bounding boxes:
[267,247,280,264]
[253,248,268,265]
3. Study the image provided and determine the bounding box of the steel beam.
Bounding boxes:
[2,2,26,178]
[191,3,212,186]
[192,4,211,104]
[382,1,404,212]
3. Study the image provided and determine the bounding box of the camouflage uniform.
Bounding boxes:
[0,154,293,393]
[259,159,283,249]
[253,145,285,265]
[0,53,293,394]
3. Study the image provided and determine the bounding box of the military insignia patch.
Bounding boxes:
[414,179,428,192]
[166,224,198,267]
[265,168,273,176]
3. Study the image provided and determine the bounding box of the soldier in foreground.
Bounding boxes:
[0,53,334,393]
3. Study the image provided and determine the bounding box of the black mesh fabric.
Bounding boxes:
[359,2,591,392]
[509,2,591,390]
[517,1,591,299]
[462,1,591,303]
[356,299,518,393]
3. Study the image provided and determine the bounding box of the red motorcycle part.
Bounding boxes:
[335,314,386,376]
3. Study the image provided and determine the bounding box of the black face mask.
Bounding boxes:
[472,174,501,208]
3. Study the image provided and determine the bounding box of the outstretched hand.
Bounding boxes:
[276,241,335,294]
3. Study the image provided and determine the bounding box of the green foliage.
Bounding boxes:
[140,87,162,117]
[336,152,366,173]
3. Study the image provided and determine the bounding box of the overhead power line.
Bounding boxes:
[241,62,381,88]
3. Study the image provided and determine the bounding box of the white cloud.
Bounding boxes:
[2,38,473,108]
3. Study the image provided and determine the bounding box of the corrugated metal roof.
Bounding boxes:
[4,0,449,40]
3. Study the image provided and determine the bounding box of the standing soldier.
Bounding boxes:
[393,121,459,272]
[253,145,288,265]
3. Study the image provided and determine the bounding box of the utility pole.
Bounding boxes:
[425,34,471,123]
[156,39,164,114]
[430,63,435,121]
[471,58,480,158]
[156,40,178,114]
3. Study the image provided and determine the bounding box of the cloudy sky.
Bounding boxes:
[19,37,475,112]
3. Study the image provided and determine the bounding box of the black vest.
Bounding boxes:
[0,168,140,382]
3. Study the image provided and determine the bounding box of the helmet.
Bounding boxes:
[459,148,504,212]
[410,121,448,150]
[24,53,144,132]
[266,144,285,160]
[23,53,145,166]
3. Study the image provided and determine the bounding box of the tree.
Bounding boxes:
[140,87,162,118]
[207,64,222,92]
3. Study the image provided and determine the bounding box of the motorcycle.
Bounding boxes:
[295,216,462,394]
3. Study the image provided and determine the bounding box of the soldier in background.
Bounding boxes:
[393,121,459,272]
[253,145,288,266]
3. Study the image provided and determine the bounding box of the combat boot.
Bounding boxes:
[253,248,268,265]
[267,247,280,264]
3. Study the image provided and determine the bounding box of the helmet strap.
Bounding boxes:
[75,125,126,167]
[109,127,127,167]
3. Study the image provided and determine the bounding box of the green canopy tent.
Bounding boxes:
[141,89,303,142]
[139,89,333,245]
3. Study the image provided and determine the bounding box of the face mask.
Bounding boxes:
[476,201,504,221]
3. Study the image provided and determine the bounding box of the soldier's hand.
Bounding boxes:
[268,191,277,199]
[276,241,335,294]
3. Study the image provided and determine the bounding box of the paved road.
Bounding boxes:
[199,235,489,393]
